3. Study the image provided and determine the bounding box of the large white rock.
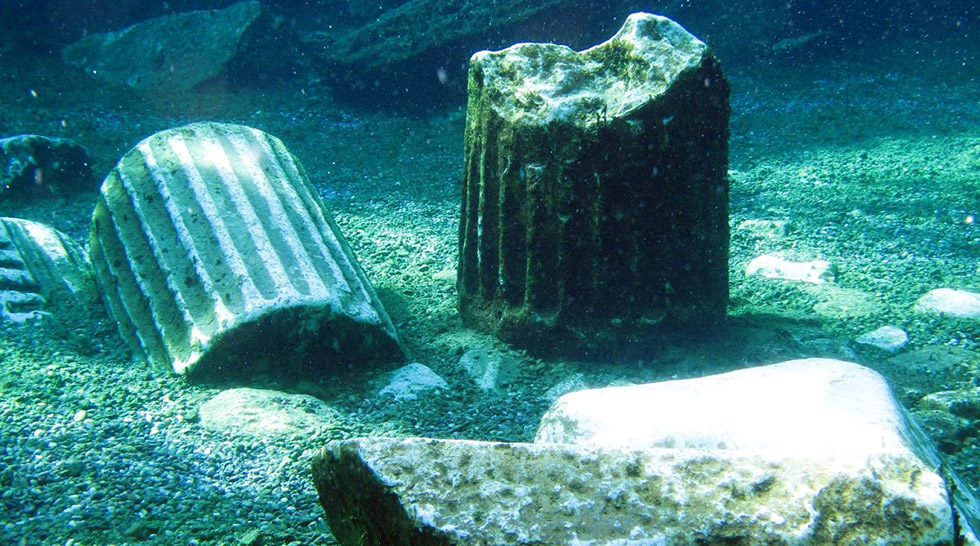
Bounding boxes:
[314,436,955,546]
[312,359,980,545]
[915,288,980,319]
[537,358,980,544]
[746,253,837,284]
[537,358,901,455]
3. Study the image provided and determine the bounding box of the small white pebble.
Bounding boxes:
[72,410,87,422]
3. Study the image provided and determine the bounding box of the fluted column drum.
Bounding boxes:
[90,122,406,381]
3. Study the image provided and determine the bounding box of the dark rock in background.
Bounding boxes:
[0,135,93,199]
[303,0,598,107]
[299,0,980,108]
[61,1,295,93]
[3,0,975,107]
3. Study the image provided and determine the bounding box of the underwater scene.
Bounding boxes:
[1,0,979,544]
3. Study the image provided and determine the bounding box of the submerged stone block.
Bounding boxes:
[458,13,730,355]
[312,360,980,545]
[0,217,99,322]
[89,122,406,381]
[312,436,957,546]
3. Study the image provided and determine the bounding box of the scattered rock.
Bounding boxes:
[541,372,588,402]
[431,269,456,283]
[458,13,729,355]
[62,1,286,93]
[89,122,407,381]
[458,348,517,391]
[124,520,153,541]
[915,288,980,319]
[0,135,93,199]
[919,388,980,420]
[377,362,448,401]
[237,528,262,546]
[746,253,838,283]
[911,409,974,454]
[807,284,878,319]
[886,346,976,399]
[856,325,909,353]
[199,387,347,437]
[736,218,790,239]
[0,217,100,322]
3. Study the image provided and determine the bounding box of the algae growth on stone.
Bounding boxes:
[458,13,730,357]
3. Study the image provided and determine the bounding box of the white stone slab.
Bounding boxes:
[915,288,980,319]
[746,253,837,284]
[536,358,903,458]
[312,359,980,545]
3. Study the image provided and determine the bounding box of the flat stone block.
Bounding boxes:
[536,358,901,453]
[89,122,406,381]
[312,436,955,546]
[312,359,980,545]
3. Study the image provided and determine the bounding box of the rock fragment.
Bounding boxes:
[915,288,980,319]
[856,325,909,353]
[0,135,93,199]
[746,253,837,283]
[457,348,517,392]
[377,362,448,401]
[199,387,347,437]
[0,217,99,322]
[89,122,406,381]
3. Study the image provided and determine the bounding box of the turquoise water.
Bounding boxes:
[0,1,978,544]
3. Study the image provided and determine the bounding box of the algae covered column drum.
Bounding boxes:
[458,13,731,356]
[89,122,406,382]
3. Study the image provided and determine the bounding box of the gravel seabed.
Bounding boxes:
[1,31,980,545]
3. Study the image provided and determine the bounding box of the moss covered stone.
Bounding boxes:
[458,13,730,357]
